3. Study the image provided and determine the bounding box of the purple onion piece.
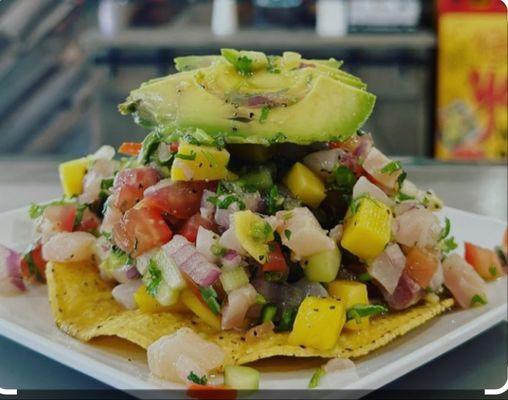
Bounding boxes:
[180,253,221,287]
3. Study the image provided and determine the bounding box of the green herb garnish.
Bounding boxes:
[146,259,162,297]
[250,221,273,243]
[259,106,270,123]
[395,192,415,202]
[100,178,114,191]
[439,217,458,256]
[265,185,285,215]
[380,160,402,174]
[397,171,407,189]
[73,204,88,229]
[187,371,208,385]
[358,272,372,282]
[175,150,197,161]
[308,368,326,389]
[346,304,388,324]
[208,194,246,210]
[332,165,356,193]
[211,243,227,257]
[199,286,221,315]
[470,294,487,307]
[284,229,292,241]
[489,266,498,277]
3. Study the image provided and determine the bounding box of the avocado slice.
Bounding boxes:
[174,56,221,72]
[119,50,376,145]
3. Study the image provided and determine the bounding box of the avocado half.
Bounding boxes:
[119,50,376,145]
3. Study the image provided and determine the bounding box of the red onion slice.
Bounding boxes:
[0,244,26,294]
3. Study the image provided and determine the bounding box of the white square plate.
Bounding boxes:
[0,206,506,393]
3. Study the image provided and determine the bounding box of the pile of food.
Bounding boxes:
[1,50,506,390]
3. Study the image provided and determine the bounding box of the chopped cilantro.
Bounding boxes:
[22,251,44,282]
[211,243,227,257]
[308,368,326,389]
[267,56,281,74]
[146,260,162,297]
[439,218,452,241]
[28,199,70,219]
[73,204,88,229]
[138,131,163,165]
[250,221,273,243]
[397,171,407,188]
[395,192,415,202]
[208,194,246,210]
[470,294,487,307]
[187,371,208,385]
[199,286,221,315]
[358,272,372,283]
[284,229,292,241]
[439,217,458,256]
[265,185,285,215]
[174,150,197,161]
[259,106,270,123]
[489,266,498,277]
[380,160,402,174]
[235,56,253,75]
[100,178,114,191]
[346,304,388,324]
[332,165,355,192]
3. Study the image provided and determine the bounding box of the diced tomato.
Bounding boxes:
[113,167,160,191]
[464,242,504,281]
[113,207,173,257]
[404,247,438,289]
[20,244,46,283]
[118,142,142,156]
[144,181,214,220]
[262,242,288,273]
[43,204,77,232]
[118,142,180,156]
[187,384,237,400]
[179,213,216,243]
[329,141,341,149]
[113,185,144,212]
[75,209,101,232]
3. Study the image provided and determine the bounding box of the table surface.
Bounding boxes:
[0,157,506,394]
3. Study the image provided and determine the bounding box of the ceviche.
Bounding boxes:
[1,50,506,391]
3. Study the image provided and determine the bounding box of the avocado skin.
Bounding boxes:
[119,52,376,145]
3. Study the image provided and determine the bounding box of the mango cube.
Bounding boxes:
[180,288,221,331]
[58,157,89,197]
[340,196,392,261]
[134,285,188,314]
[288,296,345,351]
[283,162,326,208]
[328,280,370,330]
[171,143,230,181]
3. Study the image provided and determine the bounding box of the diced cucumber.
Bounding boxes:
[154,281,180,306]
[220,267,250,293]
[261,304,277,322]
[302,246,341,283]
[238,167,274,191]
[224,365,260,390]
[153,250,186,291]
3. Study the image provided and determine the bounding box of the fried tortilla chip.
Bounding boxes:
[47,261,454,366]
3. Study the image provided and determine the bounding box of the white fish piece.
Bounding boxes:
[276,207,335,259]
[42,231,96,263]
[352,176,394,207]
[147,327,225,383]
[443,253,487,308]
[362,147,402,190]
[368,243,406,295]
